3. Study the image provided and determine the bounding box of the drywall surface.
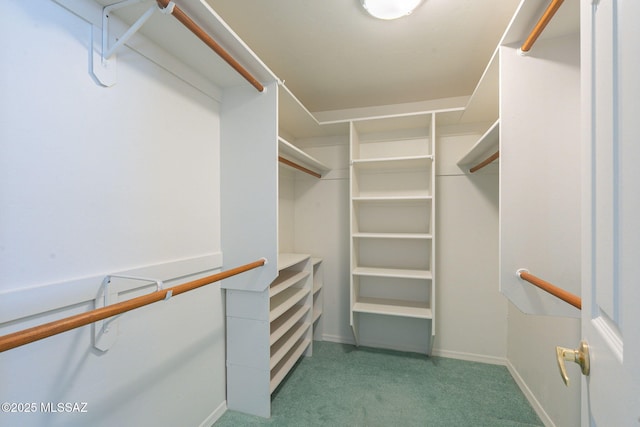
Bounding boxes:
[0,2,225,426]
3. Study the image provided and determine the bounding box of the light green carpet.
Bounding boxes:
[214,341,542,426]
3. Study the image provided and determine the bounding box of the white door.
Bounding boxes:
[581,0,640,425]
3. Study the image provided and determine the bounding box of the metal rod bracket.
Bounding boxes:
[92,0,158,87]
[159,1,175,14]
[94,273,164,351]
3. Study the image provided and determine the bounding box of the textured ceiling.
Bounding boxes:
[206,0,522,113]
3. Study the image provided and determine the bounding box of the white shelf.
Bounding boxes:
[277,253,311,271]
[457,119,500,170]
[460,51,499,124]
[352,114,432,133]
[270,338,311,393]
[279,137,330,177]
[278,84,348,139]
[269,270,310,297]
[100,0,277,91]
[352,193,432,202]
[270,304,310,345]
[313,309,322,323]
[313,280,322,294]
[270,321,311,369]
[353,266,432,280]
[353,232,432,240]
[352,155,433,170]
[352,297,433,319]
[269,287,310,322]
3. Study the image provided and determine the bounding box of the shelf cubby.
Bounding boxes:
[270,338,311,393]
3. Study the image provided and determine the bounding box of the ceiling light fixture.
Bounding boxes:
[361,0,423,20]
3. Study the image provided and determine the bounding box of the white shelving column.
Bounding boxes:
[349,114,435,354]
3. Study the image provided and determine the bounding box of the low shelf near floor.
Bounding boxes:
[226,252,323,418]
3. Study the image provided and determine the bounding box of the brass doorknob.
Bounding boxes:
[556,341,590,386]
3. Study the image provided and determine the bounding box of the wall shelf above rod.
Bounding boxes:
[90,0,268,90]
[457,119,499,173]
[155,0,263,91]
[278,137,330,179]
[470,151,499,173]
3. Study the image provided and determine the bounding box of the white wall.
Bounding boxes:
[290,138,352,343]
[0,1,226,426]
[278,168,296,253]
[507,304,580,426]
[434,128,506,363]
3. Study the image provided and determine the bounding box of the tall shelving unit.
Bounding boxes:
[226,84,340,418]
[349,113,436,354]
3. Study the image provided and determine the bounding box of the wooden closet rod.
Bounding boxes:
[0,259,266,353]
[156,0,264,92]
[279,156,322,179]
[520,0,565,53]
[517,269,581,310]
[469,150,499,173]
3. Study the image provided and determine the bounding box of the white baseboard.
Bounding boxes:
[199,401,227,427]
[505,359,554,427]
[358,338,428,354]
[321,333,426,354]
[431,348,507,366]
[321,334,505,365]
[320,333,355,345]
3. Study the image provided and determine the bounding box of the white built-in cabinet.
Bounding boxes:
[452,0,581,320]
[349,114,436,354]
[226,85,340,418]
[226,255,322,418]
[498,1,581,318]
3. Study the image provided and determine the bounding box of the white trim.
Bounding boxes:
[313,96,469,124]
[506,359,555,427]
[323,334,428,354]
[431,348,507,366]
[321,334,508,367]
[199,401,228,427]
[0,252,223,325]
[321,333,356,345]
[321,334,506,365]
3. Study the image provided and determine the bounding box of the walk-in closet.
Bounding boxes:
[2,0,638,426]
